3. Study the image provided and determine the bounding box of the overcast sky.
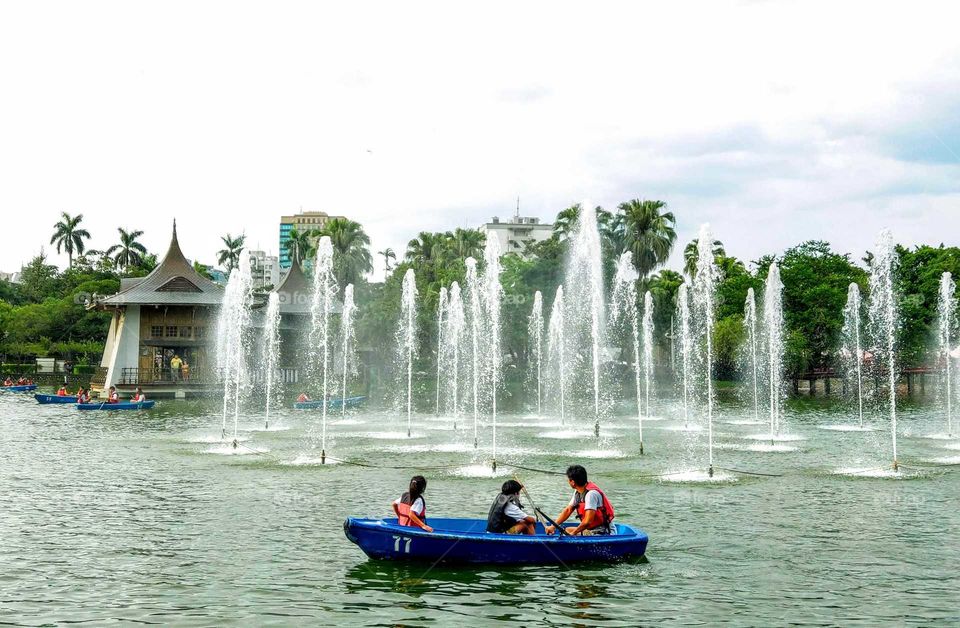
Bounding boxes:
[1,1,958,279]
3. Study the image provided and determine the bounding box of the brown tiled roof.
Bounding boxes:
[98,221,224,307]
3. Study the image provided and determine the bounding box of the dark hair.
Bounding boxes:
[409,475,427,500]
[566,465,588,486]
[501,480,523,495]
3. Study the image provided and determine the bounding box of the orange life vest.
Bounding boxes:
[573,482,615,529]
[396,492,426,527]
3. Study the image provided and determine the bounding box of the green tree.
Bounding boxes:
[50,212,91,268]
[317,218,373,287]
[217,233,246,272]
[684,238,725,278]
[286,227,315,268]
[615,199,677,277]
[105,228,148,271]
[18,252,60,303]
[378,247,396,274]
[446,228,485,260]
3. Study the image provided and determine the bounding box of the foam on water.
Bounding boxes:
[741,443,800,453]
[661,469,737,483]
[744,433,806,442]
[287,454,342,466]
[205,444,269,456]
[818,424,875,432]
[452,463,513,478]
[537,429,593,439]
[189,434,250,444]
[833,467,914,479]
[571,448,627,459]
[659,424,704,433]
[246,424,291,432]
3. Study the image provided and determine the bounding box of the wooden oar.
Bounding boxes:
[514,473,570,536]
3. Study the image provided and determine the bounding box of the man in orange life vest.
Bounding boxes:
[544,464,615,536]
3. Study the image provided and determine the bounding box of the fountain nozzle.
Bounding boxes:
[231,438,238,450]
[639,442,644,455]
[321,449,326,465]
[892,459,899,472]
[594,421,600,438]
[491,459,497,472]
[708,465,714,478]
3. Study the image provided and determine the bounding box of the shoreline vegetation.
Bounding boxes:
[2,205,958,394]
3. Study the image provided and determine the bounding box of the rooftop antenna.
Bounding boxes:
[516,196,520,219]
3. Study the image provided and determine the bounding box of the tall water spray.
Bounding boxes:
[309,236,337,462]
[483,237,503,469]
[548,286,567,425]
[528,291,544,416]
[465,257,482,448]
[744,288,760,423]
[868,229,898,470]
[642,291,654,431]
[939,272,956,437]
[565,205,607,437]
[841,283,865,426]
[611,253,642,448]
[399,269,418,438]
[445,282,465,428]
[340,284,357,418]
[677,283,692,429]
[435,287,448,416]
[693,224,719,476]
[216,255,254,445]
[763,264,785,441]
[262,291,282,430]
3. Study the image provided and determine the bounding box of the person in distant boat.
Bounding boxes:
[486,480,536,535]
[181,360,190,381]
[107,386,120,404]
[297,392,311,403]
[131,387,146,403]
[3,377,12,386]
[392,475,432,532]
[57,385,69,397]
[544,465,616,536]
[17,377,26,385]
[76,388,91,404]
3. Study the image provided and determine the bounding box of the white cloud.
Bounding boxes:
[0,1,958,278]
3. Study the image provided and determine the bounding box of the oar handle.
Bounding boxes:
[535,507,572,536]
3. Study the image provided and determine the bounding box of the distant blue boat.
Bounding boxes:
[295,395,367,411]
[35,394,77,404]
[1,385,38,392]
[344,517,649,565]
[76,401,156,411]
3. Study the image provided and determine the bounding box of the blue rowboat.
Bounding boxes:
[295,395,367,411]
[344,517,648,565]
[35,394,77,404]
[76,401,156,411]
[1,385,38,392]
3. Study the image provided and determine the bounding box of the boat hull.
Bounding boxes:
[35,394,77,404]
[295,395,367,411]
[2,385,38,392]
[76,401,156,411]
[344,517,648,565]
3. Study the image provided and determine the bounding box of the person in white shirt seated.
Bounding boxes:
[486,480,536,535]
[392,475,432,532]
[131,387,146,403]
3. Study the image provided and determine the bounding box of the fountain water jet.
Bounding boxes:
[763,263,785,442]
[868,229,898,470]
[262,291,282,429]
[642,291,654,433]
[435,287,448,416]
[398,269,418,438]
[611,252,642,450]
[744,288,760,423]
[340,284,357,419]
[528,291,544,416]
[841,283,865,427]
[548,286,567,425]
[466,258,482,448]
[939,272,956,437]
[216,255,254,446]
[445,282,465,428]
[483,236,503,469]
[693,224,718,476]
[677,283,692,429]
[309,236,337,462]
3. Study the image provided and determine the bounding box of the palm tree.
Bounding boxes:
[447,228,485,260]
[105,228,148,271]
[217,234,246,272]
[378,247,397,274]
[552,204,582,240]
[285,227,315,268]
[50,212,91,267]
[617,199,677,277]
[684,238,725,279]
[406,231,447,267]
[317,218,373,287]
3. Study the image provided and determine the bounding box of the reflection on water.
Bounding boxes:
[1,392,959,625]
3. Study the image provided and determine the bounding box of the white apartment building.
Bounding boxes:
[247,250,280,290]
[480,214,554,257]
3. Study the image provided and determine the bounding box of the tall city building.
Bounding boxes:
[480,211,553,258]
[247,250,280,290]
[278,210,344,269]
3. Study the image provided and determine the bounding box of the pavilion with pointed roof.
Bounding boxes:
[92,221,224,398]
